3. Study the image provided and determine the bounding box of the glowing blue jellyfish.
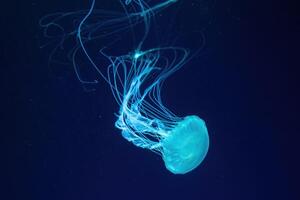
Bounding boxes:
[40,0,209,174]
[105,46,209,174]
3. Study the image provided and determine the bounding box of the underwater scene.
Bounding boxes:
[2,0,295,200]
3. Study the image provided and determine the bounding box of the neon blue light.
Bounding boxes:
[40,0,209,174]
[134,51,143,59]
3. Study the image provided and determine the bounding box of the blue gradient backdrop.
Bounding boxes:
[2,0,296,200]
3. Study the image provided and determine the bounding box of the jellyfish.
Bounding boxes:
[40,0,209,174]
[103,46,209,174]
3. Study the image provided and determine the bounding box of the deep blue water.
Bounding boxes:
[2,0,297,200]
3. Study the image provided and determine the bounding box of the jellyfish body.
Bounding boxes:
[110,48,209,174]
[162,115,209,174]
[41,0,210,174]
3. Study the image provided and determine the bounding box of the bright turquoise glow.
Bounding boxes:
[40,0,209,174]
[162,116,209,174]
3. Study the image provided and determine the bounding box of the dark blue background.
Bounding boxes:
[2,0,297,200]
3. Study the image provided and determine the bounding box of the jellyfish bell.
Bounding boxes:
[118,112,209,174]
[161,115,209,174]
